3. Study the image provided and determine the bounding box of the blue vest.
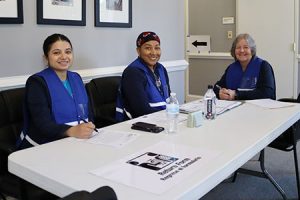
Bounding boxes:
[37,68,88,124]
[116,58,169,121]
[226,56,263,90]
[19,67,88,146]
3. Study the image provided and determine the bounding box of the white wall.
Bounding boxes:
[0,0,187,102]
[187,0,299,99]
[0,1,185,76]
[187,0,236,97]
[237,0,297,98]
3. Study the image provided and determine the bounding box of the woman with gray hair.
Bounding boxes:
[213,33,276,100]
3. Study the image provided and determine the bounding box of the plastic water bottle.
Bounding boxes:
[166,92,180,133]
[203,85,216,120]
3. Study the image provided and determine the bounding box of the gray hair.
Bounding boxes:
[230,33,256,60]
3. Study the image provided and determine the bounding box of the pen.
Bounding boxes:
[216,85,231,96]
[80,118,99,133]
[215,84,222,90]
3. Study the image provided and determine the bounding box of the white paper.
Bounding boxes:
[99,0,129,23]
[246,99,295,109]
[87,130,138,148]
[179,100,203,114]
[216,100,242,115]
[69,129,138,148]
[179,100,241,115]
[0,0,18,17]
[43,0,82,21]
[90,141,221,195]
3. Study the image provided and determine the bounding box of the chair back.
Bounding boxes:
[0,87,66,199]
[60,186,117,200]
[0,88,25,173]
[86,76,121,128]
[269,95,300,150]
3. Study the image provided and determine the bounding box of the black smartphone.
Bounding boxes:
[131,122,164,133]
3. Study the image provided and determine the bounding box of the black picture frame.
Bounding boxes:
[0,0,24,24]
[37,0,86,26]
[95,0,132,28]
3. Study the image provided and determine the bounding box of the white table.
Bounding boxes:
[8,102,300,199]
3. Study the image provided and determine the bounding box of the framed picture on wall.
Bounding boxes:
[37,0,86,26]
[0,0,23,24]
[95,0,132,28]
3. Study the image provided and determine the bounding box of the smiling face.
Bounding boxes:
[137,40,161,70]
[235,38,253,68]
[45,40,73,74]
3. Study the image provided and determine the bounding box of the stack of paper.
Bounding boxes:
[216,100,242,115]
[246,99,295,109]
[69,130,139,148]
[179,100,203,114]
[179,100,242,115]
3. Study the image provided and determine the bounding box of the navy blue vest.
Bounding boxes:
[37,68,88,124]
[18,67,88,147]
[116,58,169,121]
[226,56,263,90]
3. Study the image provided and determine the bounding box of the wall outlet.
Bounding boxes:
[227,31,233,39]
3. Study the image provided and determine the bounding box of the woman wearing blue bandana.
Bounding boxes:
[213,33,276,100]
[116,31,171,121]
[17,34,95,149]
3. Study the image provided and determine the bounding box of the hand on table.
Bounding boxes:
[219,88,236,100]
[66,122,95,139]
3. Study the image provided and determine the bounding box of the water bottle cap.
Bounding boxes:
[170,92,176,96]
[208,85,213,89]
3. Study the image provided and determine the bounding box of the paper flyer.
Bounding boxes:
[90,141,220,195]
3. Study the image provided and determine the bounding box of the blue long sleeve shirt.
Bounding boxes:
[214,60,276,100]
[121,59,170,118]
